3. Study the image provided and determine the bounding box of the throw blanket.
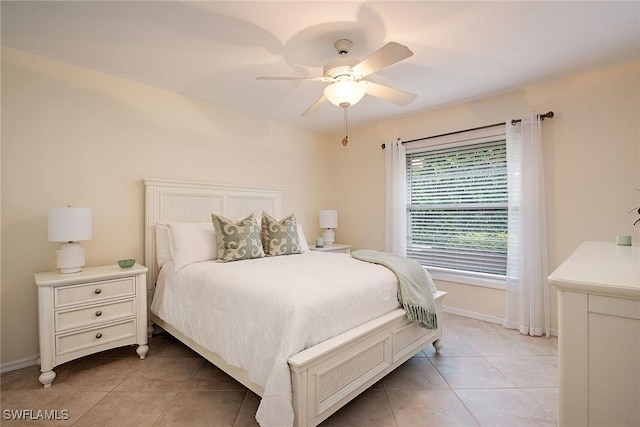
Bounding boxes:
[351,250,438,329]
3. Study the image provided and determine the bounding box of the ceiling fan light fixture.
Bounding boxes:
[323,79,367,108]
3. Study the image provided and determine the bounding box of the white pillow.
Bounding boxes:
[297,223,310,252]
[155,222,172,269]
[168,222,218,271]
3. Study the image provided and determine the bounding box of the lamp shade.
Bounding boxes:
[319,210,338,229]
[48,207,92,242]
[324,79,367,107]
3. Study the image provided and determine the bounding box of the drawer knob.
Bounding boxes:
[95,310,102,317]
[94,288,102,295]
[95,333,103,339]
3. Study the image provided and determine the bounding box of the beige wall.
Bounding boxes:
[2,46,638,367]
[333,61,640,328]
[0,49,335,365]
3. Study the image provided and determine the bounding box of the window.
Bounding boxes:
[405,127,507,284]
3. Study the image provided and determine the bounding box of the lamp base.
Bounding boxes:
[56,242,85,274]
[323,229,335,246]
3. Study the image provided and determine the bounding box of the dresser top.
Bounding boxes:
[35,264,148,287]
[548,241,640,298]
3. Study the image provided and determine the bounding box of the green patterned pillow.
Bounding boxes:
[211,213,265,262]
[261,212,301,256]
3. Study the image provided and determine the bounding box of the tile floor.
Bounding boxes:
[1,313,558,426]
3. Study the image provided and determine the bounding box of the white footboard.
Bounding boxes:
[288,290,445,427]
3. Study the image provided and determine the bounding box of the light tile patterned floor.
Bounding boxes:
[1,313,558,426]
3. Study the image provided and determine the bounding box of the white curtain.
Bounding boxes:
[503,113,550,337]
[385,139,407,256]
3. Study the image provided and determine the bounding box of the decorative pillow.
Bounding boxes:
[167,222,218,272]
[261,212,301,256]
[211,213,265,262]
[155,222,172,269]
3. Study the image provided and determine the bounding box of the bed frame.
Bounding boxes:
[144,178,445,427]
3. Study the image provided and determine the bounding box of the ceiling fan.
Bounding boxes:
[257,39,417,116]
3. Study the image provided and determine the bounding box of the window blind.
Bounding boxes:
[406,139,508,276]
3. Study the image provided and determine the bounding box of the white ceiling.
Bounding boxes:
[2,1,639,135]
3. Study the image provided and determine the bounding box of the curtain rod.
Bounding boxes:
[381,111,554,149]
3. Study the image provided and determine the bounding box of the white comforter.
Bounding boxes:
[150,251,402,427]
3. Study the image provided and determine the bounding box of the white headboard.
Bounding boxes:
[144,178,283,290]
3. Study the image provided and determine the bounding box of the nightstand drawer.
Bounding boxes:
[55,299,136,332]
[56,319,137,357]
[55,277,135,307]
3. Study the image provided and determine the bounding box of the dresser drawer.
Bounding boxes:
[55,299,136,332]
[55,277,135,307]
[589,294,640,320]
[56,319,137,357]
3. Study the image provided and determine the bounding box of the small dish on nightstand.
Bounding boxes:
[117,259,135,269]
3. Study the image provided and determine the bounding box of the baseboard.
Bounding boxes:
[0,354,39,374]
[443,305,504,324]
[443,305,559,337]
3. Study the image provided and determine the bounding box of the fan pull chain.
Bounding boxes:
[341,106,349,146]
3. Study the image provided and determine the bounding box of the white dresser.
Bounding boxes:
[35,264,149,388]
[549,241,640,427]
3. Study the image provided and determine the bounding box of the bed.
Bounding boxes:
[144,178,446,427]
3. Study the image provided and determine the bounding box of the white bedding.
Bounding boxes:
[150,251,405,427]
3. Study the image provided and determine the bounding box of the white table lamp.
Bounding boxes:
[48,207,92,273]
[319,210,338,246]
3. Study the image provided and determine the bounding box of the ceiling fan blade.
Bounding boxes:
[365,81,417,106]
[301,95,328,116]
[257,76,325,81]
[351,42,413,78]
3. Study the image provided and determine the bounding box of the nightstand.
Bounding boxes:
[35,264,149,388]
[309,243,352,254]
